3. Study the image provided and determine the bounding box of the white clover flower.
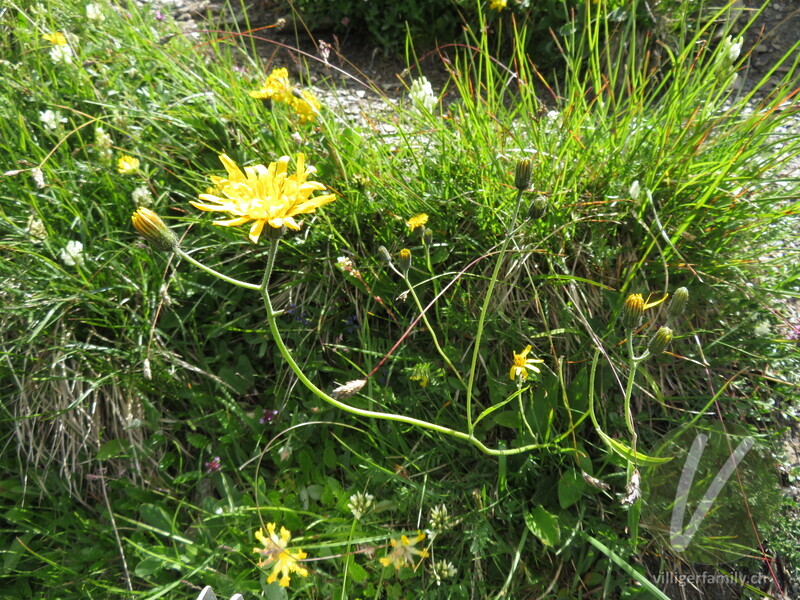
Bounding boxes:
[86,3,105,21]
[30,167,46,189]
[628,180,641,201]
[39,109,66,131]
[409,76,437,114]
[132,185,153,207]
[59,240,84,267]
[49,43,74,64]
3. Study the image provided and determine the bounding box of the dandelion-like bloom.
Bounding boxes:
[253,523,309,587]
[43,32,67,46]
[291,90,321,123]
[406,213,428,231]
[489,0,507,10]
[250,67,293,104]
[379,532,429,570]
[509,345,544,381]
[191,153,336,243]
[118,155,140,174]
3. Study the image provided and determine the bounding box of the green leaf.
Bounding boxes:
[596,429,672,465]
[96,438,130,460]
[524,506,561,547]
[558,469,585,509]
[134,556,164,578]
[347,560,368,583]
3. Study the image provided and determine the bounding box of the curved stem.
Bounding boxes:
[465,189,525,433]
[176,248,261,291]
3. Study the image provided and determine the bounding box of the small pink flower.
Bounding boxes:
[204,456,221,473]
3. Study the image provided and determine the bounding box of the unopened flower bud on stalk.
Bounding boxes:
[648,326,673,356]
[377,245,392,266]
[514,158,532,191]
[131,207,179,251]
[423,228,433,247]
[528,195,548,220]
[398,248,412,274]
[621,293,644,331]
[668,287,689,318]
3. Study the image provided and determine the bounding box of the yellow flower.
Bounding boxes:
[250,67,293,104]
[253,523,309,587]
[291,89,321,123]
[406,213,428,231]
[379,532,429,570]
[190,153,336,243]
[489,0,507,11]
[509,345,544,381]
[117,155,140,174]
[43,32,67,46]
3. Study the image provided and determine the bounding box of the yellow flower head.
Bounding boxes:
[190,153,336,243]
[406,213,428,231]
[489,0,507,11]
[43,32,67,46]
[510,345,544,381]
[291,89,321,123]
[253,523,309,587]
[379,532,429,570]
[118,155,140,174]
[250,67,293,104]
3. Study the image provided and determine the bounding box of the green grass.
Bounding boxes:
[2,0,800,598]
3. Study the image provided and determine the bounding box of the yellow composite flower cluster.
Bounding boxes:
[489,0,507,11]
[379,531,430,570]
[191,153,336,243]
[510,345,544,381]
[118,155,140,174]
[250,67,322,123]
[253,523,309,587]
[43,32,67,45]
[405,213,428,232]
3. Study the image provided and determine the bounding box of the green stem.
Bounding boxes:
[400,271,464,386]
[465,189,525,433]
[176,248,261,291]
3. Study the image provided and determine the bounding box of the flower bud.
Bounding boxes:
[423,228,433,247]
[621,293,644,331]
[377,245,392,266]
[648,326,673,356]
[131,207,179,251]
[668,287,689,318]
[528,195,548,220]
[514,158,532,191]
[398,248,412,274]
